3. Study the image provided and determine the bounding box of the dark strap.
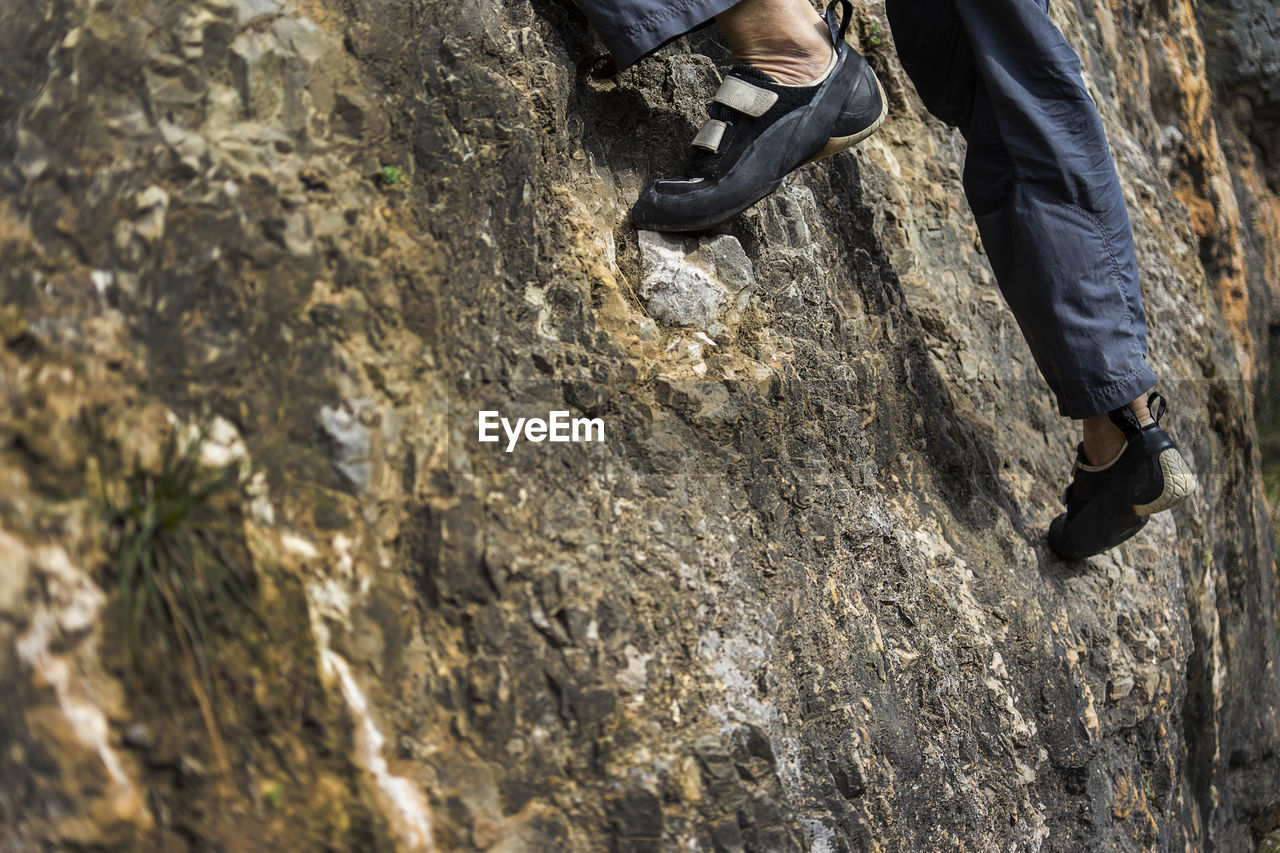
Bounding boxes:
[823,0,853,45]
[1108,391,1166,437]
[1147,392,1167,425]
[1108,402,1143,438]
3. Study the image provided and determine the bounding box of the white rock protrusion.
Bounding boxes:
[637,231,756,330]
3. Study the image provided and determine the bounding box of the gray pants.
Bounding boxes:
[575,0,1159,418]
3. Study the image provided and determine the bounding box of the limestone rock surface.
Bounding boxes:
[638,231,756,331]
[1,0,1280,850]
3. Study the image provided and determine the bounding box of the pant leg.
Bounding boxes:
[573,0,738,68]
[887,0,1158,419]
[885,0,977,130]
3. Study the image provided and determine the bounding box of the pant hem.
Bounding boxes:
[602,0,739,68]
[1056,363,1159,419]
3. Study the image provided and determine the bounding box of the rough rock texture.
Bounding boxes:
[2,0,1280,850]
[638,231,756,332]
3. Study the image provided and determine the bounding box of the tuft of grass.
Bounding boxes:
[867,22,882,47]
[379,165,405,186]
[99,425,258,772]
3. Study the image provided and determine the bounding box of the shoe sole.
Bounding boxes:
[804,75,889,165]
[1047,513,1149,561]
[1133,448,1197,516]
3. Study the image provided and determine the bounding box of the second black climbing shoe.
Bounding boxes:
[631,0,888,233]
[1047,392,1197,560]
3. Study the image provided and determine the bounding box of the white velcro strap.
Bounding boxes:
[713,75,778,117]
[692,119,728,152]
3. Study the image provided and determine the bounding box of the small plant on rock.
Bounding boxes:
[379,165,405,186]
[99,423,258,772]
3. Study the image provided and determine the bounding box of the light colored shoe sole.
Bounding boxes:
[1134,448,1197,516]
[804,76,889,166]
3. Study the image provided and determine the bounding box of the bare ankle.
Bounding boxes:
[1079,392,1153,465]
[1082,420,1126,467]
[731,39,832,85]
[716,0,832,85]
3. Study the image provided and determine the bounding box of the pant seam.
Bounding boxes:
[619,0,719,40]
[1072,362,1150,411]
[1029,185,1140,358]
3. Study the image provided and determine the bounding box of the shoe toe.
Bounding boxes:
[1046,514,1073,559]
[631,178,739,232]
[631,185,679,230]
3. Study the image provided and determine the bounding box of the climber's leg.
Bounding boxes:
[959,0,1159,420]
[943,0,1198,556]
[968,80,1190,553]
[887,0,1194,558]
[889,0,1157,420]
[889,0,1160,420]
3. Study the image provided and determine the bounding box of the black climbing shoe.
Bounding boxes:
[1047,393,1197,560]
[631,0,887,233]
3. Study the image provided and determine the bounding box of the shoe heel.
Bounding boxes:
[804,76,889,165]
[1134,448,1196,516]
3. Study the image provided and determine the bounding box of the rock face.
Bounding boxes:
[1,0,1279,850]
